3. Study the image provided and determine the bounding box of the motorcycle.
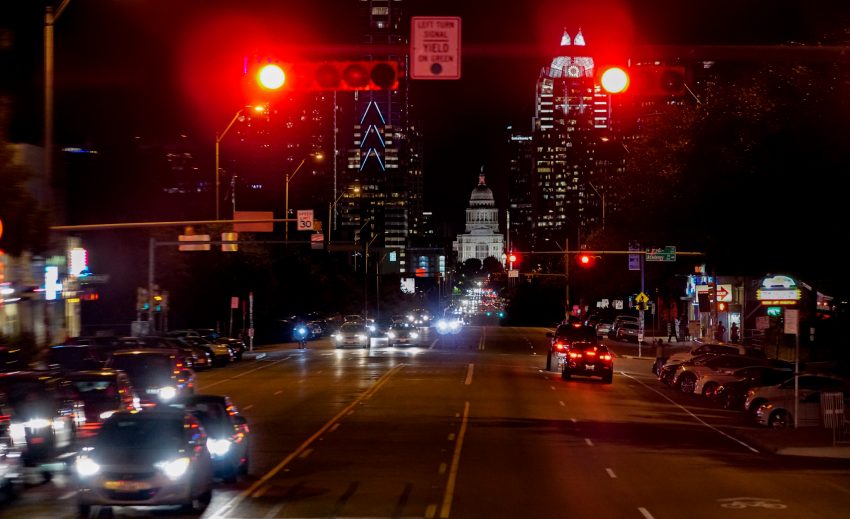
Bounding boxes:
[295,325,309,349]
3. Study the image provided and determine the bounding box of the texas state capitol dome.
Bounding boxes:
[452,172,505,264]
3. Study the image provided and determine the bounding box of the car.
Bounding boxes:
[595,320,613,338]
[546,322,598,370]
[178,394,250,483]
[168,335,233,367]
[343,314,364,324]
[694,362,792,400]
[714,365,796,410]
[74,408,214,516]
[104,349,195,407]
[0,399,24,500]
[62,370,140,440]
[612,321,641,342]
[673,354,772,395]
[386,323,420,347]
[659,353,717,386]
[0,372,78,471]
[753,390,843,428]
[332,323,371,349]
[174,329,246,361]
[45,340,125,371]
[0,345,27,373]
[744,374,850,417]
[114,336,206,371]
[608,314,639,339]
[664,342,765,367]
[561,342,614,383]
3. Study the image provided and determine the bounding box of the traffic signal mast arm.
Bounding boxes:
[516,250,704,256]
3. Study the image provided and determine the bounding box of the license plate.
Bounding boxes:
[104,480,151,491]
[585,364,595,371]
[146,388,159,395]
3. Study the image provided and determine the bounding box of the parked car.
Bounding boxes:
[659,353,717,386]
[673,354,772,395]
[753,390,843,428]
[74,408,214,516]
[714,366,796,410]
[114,336,205,371]
[387,323,420,347]
[0,371,78,470]
[173,329,246,361]
[595,320,613,338]
[612,321,641,342]
[561,342,614,383]
[178,394,250,483]
[62,370,140,440]
[546,322,598,370]
[694,362,793,400]
[332,323,371,349]
[664,342,765,367]
[608,314,639,339]
[168,335,233,367]
[744,374,850,417]
[104,349,195,406]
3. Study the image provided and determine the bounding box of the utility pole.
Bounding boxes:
[564,238,570,321]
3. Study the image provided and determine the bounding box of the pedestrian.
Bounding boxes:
[654,339,668,376]
[666,319,676,343]
[730,322,739,343]
[679,318,689,341]
[715,320,726,342]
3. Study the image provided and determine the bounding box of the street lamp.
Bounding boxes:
[544,237,571,322]
[215,105,266,220]
[327,186,360,243]
[364,232,380,320]
[285,152,324,241]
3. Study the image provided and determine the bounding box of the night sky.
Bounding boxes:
[5,0,850,289]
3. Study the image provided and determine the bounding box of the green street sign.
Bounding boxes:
[646,245,676,262]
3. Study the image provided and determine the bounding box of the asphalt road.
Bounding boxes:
[4,326,850,518]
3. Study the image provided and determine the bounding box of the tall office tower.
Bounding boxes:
[531,29,610,248]
[505,126,534,251]
[341,0,421,272]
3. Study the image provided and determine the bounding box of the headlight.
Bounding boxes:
[449,320,461,330]
[356,334,367,341]
[99,410,116,420]
[387,332,396,339]
[207,438,232,457]
[159,386,177,401]
[155,457,190,480]
[9,423,26,444]
[76,456,101,477]
[333,334,342,341]
[410,332,419,339]
[437,319,448,331]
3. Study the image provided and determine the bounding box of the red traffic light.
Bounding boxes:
[257,64,286,90]
[577,254,598,267]
[598,66,630,94]
[508,253,518,263]
[302,61,399,91]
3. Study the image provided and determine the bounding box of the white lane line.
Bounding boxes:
[550,386,556,390]
[198,355,292,391]
[465,363,474,385]
[59,491,76,500]
[298,448,313,459]
[559,401,565,407]
[606,468,617,478]
[426,504,437,518]
[440,401,470,518]
[263,503,284,519]
[639,507,655,519]
[251,485,269,498]
[448,433,456,441]
[429,339,439,350]
[571,418,577,423]
[622,372,760,453]
[329,423,340,432]
[274,390,283,395]
[585,438,594,447]
[242,404,254,411]
[439,462,447,474]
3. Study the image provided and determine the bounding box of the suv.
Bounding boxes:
[0,372,78,470]
[62,369,140,439]
[104,349,195,406]
[546,323,598,371]
[561,342,614,383]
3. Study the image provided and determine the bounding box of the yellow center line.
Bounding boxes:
[209,363,406,519]
[440,401,470,518]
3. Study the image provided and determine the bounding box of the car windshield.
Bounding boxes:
[555,325,597,342]
[97,414,185,449]
[340,324,367,333]
[69,379,120,402]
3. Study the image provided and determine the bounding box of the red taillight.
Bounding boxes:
[555,341,567,351]
[600,354,612,361]
[569,351,582,359]
[586,350,596,357]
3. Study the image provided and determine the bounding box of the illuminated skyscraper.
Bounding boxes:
[532,28,610,247]
[340,0,423,272]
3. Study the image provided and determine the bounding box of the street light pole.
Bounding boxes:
[44,0,72,220]
[327,187,359,243]
[589,182,605,231]
[364,233,380,320]
[285,152,323,241]
[215,108,249,220]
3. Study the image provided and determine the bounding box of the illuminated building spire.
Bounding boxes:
[560,28,571,46]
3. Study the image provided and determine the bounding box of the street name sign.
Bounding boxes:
[628,242,641,271]
[646,245,676,262]
[411,17,461,79]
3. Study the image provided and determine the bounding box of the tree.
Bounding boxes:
[482,256,504,275]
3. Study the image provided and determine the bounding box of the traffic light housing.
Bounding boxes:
[631,64,687,97]
[244,57,400,99]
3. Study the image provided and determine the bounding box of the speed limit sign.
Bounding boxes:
[296,210,314,231]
